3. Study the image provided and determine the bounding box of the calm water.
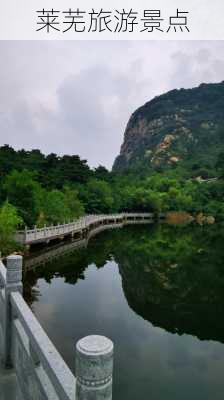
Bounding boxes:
[24,224,224,400]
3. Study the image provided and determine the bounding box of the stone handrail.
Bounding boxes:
[24,213,155,270]
[0,255,114,400]
[0,260,6,287]
[11,291,75,400]
[15,213,154,246]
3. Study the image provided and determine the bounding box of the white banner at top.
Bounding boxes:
[0,0,223,40]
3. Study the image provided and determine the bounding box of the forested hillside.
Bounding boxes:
[113,81,224,176]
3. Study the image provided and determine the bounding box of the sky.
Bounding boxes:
[0,40,224,169]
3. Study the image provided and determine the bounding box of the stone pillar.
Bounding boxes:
[44,224,47,238]
[3,255,23,368]
[75,335,113,400]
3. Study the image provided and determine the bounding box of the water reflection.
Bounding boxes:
[24,225,224,342]
[23,224,224,399]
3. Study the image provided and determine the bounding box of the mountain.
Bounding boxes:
[113,81,224,174]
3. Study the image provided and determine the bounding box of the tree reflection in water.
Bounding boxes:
[24,224,224,343]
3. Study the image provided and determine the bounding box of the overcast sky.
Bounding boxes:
[0,40,224,169]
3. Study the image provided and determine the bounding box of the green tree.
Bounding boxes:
[0,201,23,255]
[81,179,114,213]
[35,187,85,227]
[167,187,193,211]
[39,190,71,225]
[63,186,84,219]
[94,166,111,181]
[4,170,42,226]
[120,187,166,213]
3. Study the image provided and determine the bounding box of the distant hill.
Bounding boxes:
[113,81,224,176]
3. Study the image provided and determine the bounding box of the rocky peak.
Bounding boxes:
[113,81,224,172]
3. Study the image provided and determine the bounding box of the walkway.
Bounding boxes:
[15,213,155,246]
[0,327,19,400]
[0,365,19,400]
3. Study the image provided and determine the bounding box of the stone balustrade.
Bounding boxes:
[0,256,114,400]
[15,213,154,246]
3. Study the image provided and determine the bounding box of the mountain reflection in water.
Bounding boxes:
[23,224,224,400]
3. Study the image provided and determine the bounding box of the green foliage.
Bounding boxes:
[166,187,193,211]
[119,187,164,213]
[36,187,84,226]
[4,170,42,226]
[0,201,23,255]
[1,144,224,245]
[63,186,85,219]
[0,145,92,189]
[94,165,111,181]
[40,190,71,225]
[2,167,86,228]
[80,179,114,214]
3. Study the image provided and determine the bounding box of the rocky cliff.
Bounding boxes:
[113,81,224,172]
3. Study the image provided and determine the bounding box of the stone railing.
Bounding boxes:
[15,213,154,246]
[23,213,155,270]
[0,255,114,400]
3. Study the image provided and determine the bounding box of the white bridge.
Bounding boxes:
[15,213,156,247]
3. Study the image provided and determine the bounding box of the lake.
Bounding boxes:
[24,223,224,400]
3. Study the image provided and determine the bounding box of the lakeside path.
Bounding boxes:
[0,363,18,400]
[0,327,19,400]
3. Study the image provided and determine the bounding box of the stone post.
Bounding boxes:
[24,226,27,244]
[44,224,47,237]
[3,255,23,368]
[75,335,113,400]
[34,225,37,239]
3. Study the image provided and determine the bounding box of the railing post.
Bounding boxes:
[3,255,23,368]
[24,225,27,243]
[75,335,113,400]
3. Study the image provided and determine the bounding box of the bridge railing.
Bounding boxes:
[0,255,114,400]
[15,213,154,245]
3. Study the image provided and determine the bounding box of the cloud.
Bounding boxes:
[170,42,224,89]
